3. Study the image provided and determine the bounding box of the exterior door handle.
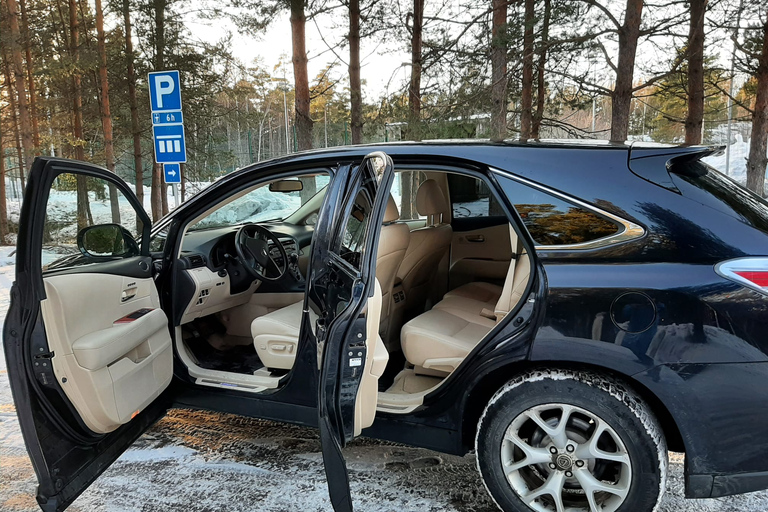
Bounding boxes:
[466,235,485,243]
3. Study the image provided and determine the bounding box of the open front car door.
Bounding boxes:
[306,151,395,512]
[4,157,173,511]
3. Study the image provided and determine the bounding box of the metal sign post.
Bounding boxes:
[149,70,186,208]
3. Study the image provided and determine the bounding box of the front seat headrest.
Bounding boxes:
[383,194,400,224]
[415,179,448,217]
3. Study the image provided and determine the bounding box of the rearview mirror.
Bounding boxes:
[77,224,139,258]
[269,179,303,193]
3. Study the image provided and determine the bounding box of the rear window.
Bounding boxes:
[672,162,768,233]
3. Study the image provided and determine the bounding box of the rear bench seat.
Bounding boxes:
[401,228,530,375]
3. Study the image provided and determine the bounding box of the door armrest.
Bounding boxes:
[72,308,168,370]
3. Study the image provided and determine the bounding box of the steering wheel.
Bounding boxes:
[235,224,287,281]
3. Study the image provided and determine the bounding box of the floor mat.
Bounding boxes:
[183,318,264,375]
[379,349,406,391]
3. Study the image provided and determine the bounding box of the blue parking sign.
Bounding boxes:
[163,163,181,184]
[148,71,181,112]
[153,124,187,163]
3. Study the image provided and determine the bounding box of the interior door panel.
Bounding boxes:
[41,261,173,434]
[449,222,512,290]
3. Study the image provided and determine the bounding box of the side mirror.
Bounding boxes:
[269,179,303,193]
[77,224,139,258]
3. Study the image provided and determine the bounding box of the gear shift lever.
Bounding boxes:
[288,253,302,281]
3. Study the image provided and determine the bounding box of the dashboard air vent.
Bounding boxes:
[188,254,206,268]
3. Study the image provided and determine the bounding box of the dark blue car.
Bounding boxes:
[6,141,768,512]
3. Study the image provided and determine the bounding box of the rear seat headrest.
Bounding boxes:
[416,179,449,217]
[384,194,400,223]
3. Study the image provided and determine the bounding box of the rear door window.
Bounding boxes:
[446,173,506,218]
[391,170,427,220]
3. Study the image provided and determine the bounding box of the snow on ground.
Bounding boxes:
[1,262,768,510]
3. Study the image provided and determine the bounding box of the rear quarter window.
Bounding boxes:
[496,175,621,246]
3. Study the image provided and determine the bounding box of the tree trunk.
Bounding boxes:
[123,0,144,221]
[746,15,768,196]
[180,162,186,201]
[0,113,8,243]
[299,177,316,204]
[349,0,363,144]
[490,0,508,142]
[408,0,424,141]
[151,155,163,220]
[94,0,121,223]
[520,0,535,140]
[3,59,26,190]
[532,0,550,139]
[610,0,643,143]
[685,0,707,144]
[69,0,84,163]
[153,0,169,217]
[400,172,414,219]
[18,0,40,150]
[68,0,91,230]
[5,0,35,178]
[290,0,313,151]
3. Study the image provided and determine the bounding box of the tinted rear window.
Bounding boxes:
[672,162,768,233]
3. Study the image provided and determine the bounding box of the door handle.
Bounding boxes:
[466,235,485,243]
[121,288,137,302]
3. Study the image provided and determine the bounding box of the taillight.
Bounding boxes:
[716,258,768,295]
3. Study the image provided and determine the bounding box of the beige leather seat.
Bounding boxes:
[251,300,304,370]
[376,196,410,343]
[401,226,530,375]
[444,281,502,304]
[396,179,452,317]
[252,196,408,370]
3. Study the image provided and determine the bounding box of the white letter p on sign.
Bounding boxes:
[154,75,175,108]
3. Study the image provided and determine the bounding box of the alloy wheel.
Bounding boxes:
[500,403,631,512]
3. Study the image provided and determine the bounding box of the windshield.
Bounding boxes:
[189,173,330,231]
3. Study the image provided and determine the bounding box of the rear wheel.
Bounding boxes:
[475,369,667,512]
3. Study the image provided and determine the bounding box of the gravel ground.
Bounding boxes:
[2,261,768,511]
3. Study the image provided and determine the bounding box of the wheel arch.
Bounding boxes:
[460,360,685,454]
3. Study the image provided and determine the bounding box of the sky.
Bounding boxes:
[185,9,411,101]
[100,0,751,105]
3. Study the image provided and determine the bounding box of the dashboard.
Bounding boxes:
[174,222,314,325]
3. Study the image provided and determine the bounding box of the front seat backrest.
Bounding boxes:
[494,226,531,321]
[397,179,453,318]
[376,195,410,343]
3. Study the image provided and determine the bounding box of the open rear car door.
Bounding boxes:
[4,157,173,511]
[306,152,395,512]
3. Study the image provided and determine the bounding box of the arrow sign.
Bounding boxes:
[163,163,181,184]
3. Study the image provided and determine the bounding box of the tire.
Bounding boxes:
[475,369,667,512]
